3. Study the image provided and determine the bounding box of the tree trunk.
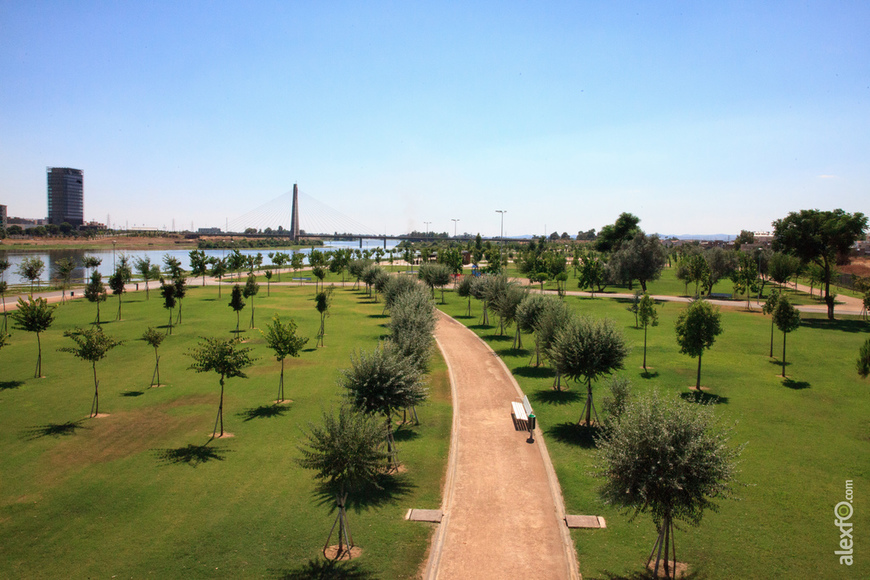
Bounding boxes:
[91,362,99,417]
[250,299,255,329]
[782,331,787,377]
[167,309,173,335]
[278,359,285,402]
[214,377,225,437]
[696,352,703,390]
[643,324,648,369]
[35,331,42,378]
[117,295,122,320]
[824,260,835,320]
[769,319,775,357]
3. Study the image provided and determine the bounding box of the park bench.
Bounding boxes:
[708,293,732,300]
[511,395,536,441]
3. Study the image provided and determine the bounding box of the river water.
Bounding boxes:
[0,240,401,285]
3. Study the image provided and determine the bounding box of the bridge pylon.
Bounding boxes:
[290,183,300,241]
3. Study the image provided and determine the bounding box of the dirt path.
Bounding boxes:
[426,311,579,580]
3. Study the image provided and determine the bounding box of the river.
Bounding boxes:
[0,240,402,285]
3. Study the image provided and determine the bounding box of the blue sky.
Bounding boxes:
[2,1,868,237]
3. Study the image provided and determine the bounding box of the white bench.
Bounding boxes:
[511,395,535,438]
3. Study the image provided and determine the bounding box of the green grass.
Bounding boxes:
[437,289,870,579]
[0,283,450,579]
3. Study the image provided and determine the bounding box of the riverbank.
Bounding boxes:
[0,235,196,251]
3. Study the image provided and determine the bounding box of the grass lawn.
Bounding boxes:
[437,288,869,579]
[0,282,450,579]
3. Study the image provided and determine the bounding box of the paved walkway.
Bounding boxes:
[426,311,579,580]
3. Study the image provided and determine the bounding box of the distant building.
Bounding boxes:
[47,167,84,226]
[0,204,6,229]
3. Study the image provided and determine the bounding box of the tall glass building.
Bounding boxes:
[47,167,84,226]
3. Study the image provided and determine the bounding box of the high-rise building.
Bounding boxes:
[47,167,84,226]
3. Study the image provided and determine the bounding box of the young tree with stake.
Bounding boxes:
[597,391,742,578]
[772,295,801,377]
[160,280,176,335]
[297,405,387,559]
[638,293,658,371]
[261,315,308,402]
[228,284,245,334]
[243,274,259,329]
[762,289,780,357]
[84,271,107,325]
[315,287,333,347]
[675,299,723,391]
[11,297,55,377]
[142,327,165,387]
[550,316,629,425]
[59,327,123,417]
[187,336,256,438]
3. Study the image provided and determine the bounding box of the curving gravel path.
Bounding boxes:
[425,310,579,580]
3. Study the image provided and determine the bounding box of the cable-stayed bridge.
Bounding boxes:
[223,185,526,246]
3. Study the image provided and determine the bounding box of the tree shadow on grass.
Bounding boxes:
[275,558,376,579]
[639,370,659,380]
[801,318,870,334]
[531,389,582,406]
[392,429,420,443]
[314,472,415,512]
[547,422,601,449]
[239,403,290,422]
[121,390,145,397]
[680,391,729,405]
[513,366,554,380]
[589,569,702,580]
[153,442,231,467]
[367,313,389,319]
[20,420,89,440]
[0,380,25,391]
[783,378,811,390]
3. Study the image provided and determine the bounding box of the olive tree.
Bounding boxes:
[11,297,55,377]
[457,274,475,317]
[550,316,629,425]
[261,315,308,402]
[675,299,724,391]
[772,295,801,377]
[59,327,123,417]
[187,336,256,438]
[597,391,742,578]
[387,285,436,374]
[516,293,550,366]
[340,344,428,471]
[297,405,387,559]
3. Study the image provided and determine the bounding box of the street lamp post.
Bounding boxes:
[112,240,116,270]
[451,219,460,237]
[496,210,506,240]
[423,221,431,237]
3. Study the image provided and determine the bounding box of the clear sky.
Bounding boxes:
[2,1,868,238]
